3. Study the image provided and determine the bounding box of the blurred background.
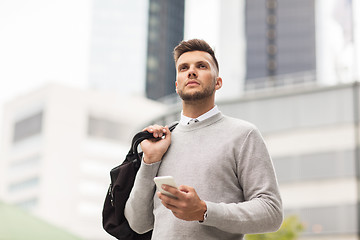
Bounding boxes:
[0,0,359,239]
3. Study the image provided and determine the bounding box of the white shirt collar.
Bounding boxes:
[180,105,220,125]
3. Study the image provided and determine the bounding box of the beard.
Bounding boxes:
[177,82,216,102]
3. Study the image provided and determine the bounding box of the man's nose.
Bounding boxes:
[188,68,197,78]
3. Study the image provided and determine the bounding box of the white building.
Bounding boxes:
[0,83,166,240]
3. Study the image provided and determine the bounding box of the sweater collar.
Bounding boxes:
[176,112,224,131]
[179,105,220,126]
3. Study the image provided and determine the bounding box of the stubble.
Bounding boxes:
[177,81,216,102]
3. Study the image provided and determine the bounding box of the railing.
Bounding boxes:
[245,70,317,91]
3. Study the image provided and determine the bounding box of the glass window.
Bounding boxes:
[8,177,40,192]
[10,155,41,171]
[286,204,357,234]
[16,197,38,209]
[88,116,123,141]
[147,56,159,70]
[13,111,43,143]
[273,150,355,183]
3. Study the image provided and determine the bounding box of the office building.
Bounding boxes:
[0,84,166,240]
[88,0,185,101]
[145,0,185,100]
[183,0,358,97]
[245,0,317,89]
[244,0,357,90]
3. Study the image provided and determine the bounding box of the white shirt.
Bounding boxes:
[179,105,220,125]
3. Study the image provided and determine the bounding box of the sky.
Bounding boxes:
[0,0,92,105]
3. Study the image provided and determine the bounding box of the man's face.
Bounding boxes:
[175,51,221,102]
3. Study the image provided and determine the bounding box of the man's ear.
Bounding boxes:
[215,77,222,90]
[175,81,178,93]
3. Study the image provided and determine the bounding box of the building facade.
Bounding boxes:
[88,0,185,100]
[145,0,185,100]
[244,0,358,91]
[245,0,317,89]
[0,84,166,240]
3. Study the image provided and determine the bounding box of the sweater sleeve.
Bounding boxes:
[201,128,283,234]
[124,160,160,234]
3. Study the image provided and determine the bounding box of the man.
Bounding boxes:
[125,39,283,239]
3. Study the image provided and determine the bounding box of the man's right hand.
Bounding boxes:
[141,125,171,164]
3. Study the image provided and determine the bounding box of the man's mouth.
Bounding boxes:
[186,80,200,86]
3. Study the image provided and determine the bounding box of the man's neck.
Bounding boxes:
[182,99,215,119]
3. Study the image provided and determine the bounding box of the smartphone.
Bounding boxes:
[153,176,178,198]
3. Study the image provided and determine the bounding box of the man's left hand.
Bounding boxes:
[157,185,207,221]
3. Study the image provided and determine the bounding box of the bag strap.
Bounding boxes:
[132,122,179,162]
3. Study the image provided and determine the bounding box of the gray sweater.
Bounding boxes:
[125,113,283,240]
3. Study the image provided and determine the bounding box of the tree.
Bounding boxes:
[245,215,304,240]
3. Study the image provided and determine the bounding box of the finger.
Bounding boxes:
[142,124,156,131]
[157,192,179,209]
[178,185,192,193]
[163,126,171,139]
[162,185,183,199]
[162,201,179,214]
[143,125,166,138]
[155,125,169,138]
[155,125,168,138]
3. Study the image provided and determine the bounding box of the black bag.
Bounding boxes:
[102,122,178,240]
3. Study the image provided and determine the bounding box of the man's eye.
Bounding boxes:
[199,64,207,69]
[180,66,187,71]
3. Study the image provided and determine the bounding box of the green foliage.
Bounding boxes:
[245,215,304,240]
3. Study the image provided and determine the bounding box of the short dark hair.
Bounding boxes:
[173,39,219,72]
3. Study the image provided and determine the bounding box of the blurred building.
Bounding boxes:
[244,0,356,90]
[245,0,316,82]
[148,81,360,240]
[88,0,185,100]
[182,0,358,100]
[145,0,185,100]
[0,84,166,240]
